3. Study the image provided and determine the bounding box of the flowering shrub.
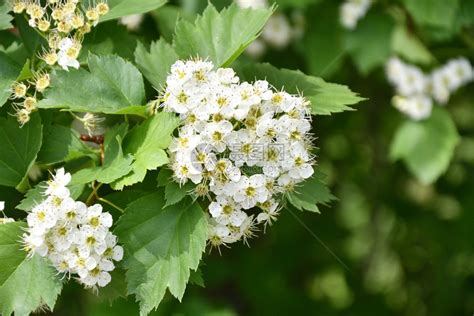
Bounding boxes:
[0,0,363,315]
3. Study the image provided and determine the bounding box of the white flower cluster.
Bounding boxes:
[386,57,474,120]
[9,0,108,125]
[340,0,372,30]
[235,0,304,58]
[23,168,123,288]
[162,59,315,248]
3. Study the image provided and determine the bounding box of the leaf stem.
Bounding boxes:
[85,182,103,205]
[98,197,125,213]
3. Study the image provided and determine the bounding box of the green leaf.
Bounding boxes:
[101,0,167,22]
[402,0,460,29]
[134,40,178,90]
[390,108,460,184]
[287,170,335,213]
[173,3,274,67]
[0,222,63,316]
[156,167,173,187]
[16,59,34,82]
[72,124,134,185]
[99,268,128,303]
[164,180,194,208]
[391,25,434,66]
[38,54,146,114]
[151,5,194,42]
[115,192,207,315]
[303,2,345,78]
[237,62,364,115]
[15,15,46,55]
[112,112,179,190]
[0,1,13,30]
[0,113,42,190]
[37,124,93,165]
[458,0,474,27]
[0,51,21,107]
[82,22,138,61]
[345,12,395,74]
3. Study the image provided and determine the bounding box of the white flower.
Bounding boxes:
[234,175,269,209]
[45,167,71,198]
[261,14,293,49]
[66,252,97,279]
[202,120,233,153]
[235,0,267,9]
[0,201,4,211]
[283,143,314,180]
[77,225,107,257]
[340,0,372,30]
[119,14,143,31]
[209,195,248,227]
[257,199,280,227]
[392,95,433,121]
[57,38,81,71]
[27,204,57,235]
[84,204,113,232]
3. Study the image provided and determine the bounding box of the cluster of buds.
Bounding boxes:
[9,0,109,125]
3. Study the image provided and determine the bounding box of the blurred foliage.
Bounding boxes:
[2,0,474,315]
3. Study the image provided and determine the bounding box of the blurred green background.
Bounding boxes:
[11,0,474,315]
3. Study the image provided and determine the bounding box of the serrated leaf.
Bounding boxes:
[287,170,335,213]
[134,39,178,90]
[173,3,274,67]
[112,112,179,190]
[38,54,146,114]
[164,181,194,207]
[0,222,63,316]
[0,51,21,107]
[0,113,42,190]
[345,12,395,74]
[115,192,207,315]
[101,0,167,22]
[72,124,134,185]
[390,108,460,184]
[237,62,364,115]
[0,1,13,30]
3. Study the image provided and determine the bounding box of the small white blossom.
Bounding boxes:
[340,0,372,30]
